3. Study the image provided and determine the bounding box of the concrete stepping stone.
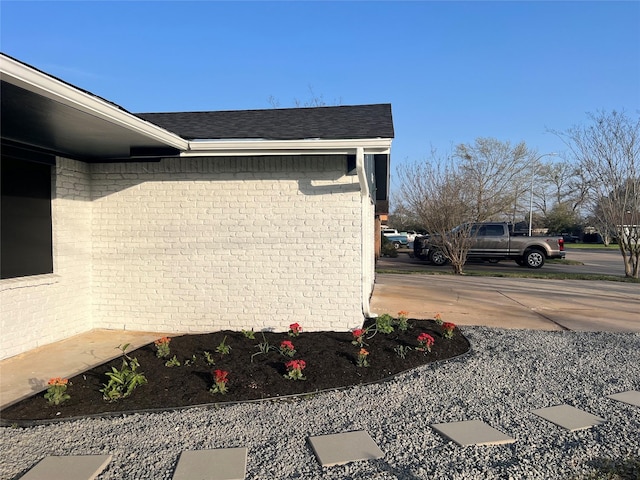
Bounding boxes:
[431,420,516,446]
[531,404,605,431]
[172,448,247,480]
[20,455,112,480]
[308,430,384,467]
[607,390,640,407]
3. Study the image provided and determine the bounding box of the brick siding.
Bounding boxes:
[1,155,370,359]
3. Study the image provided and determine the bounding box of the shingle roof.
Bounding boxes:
[136,104,393,141]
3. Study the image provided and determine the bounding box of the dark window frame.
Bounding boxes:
[1,150,54,279]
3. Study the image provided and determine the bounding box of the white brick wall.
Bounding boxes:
[0,158,93,360]
[90,155,365,334]
[0,154,370,359]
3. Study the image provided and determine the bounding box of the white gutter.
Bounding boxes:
[0,54,189,151]
[183,138,392,157]
[356,147,375,318]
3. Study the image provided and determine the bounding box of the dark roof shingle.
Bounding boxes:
[136,104,393,141]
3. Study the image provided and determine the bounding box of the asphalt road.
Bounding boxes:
[370,249,640,332]
[385,247,626,276]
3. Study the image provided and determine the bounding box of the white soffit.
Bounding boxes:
[0,54,188,151]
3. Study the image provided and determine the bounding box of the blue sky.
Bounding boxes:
[2,1,639,190]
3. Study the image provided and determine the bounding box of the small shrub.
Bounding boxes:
[216,336,231,356]
[44,377,71,406]
[165,355,181,367]
[396,311,410,331]
[241,329,256,340]
[375,314,395,334]
[153,337,171,358]
[100,344,147,402]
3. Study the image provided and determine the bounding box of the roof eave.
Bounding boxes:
[0,54,189,152]
[182,138,392,157]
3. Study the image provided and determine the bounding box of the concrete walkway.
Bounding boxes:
[0,330,168,410]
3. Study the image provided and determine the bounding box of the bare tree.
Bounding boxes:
[454,138,530,222]
[532,160,588,233]
[395,156,475,274]
[396,139,532,273]
[555,110,640,278]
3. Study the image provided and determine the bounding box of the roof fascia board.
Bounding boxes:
[183,138,392,157]
[0,55,189,151]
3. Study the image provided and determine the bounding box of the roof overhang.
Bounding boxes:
[183,138,392,157]
[0,54,188,161]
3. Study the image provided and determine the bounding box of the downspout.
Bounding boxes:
[356,147,376,318]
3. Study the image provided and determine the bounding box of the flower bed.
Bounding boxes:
[1,316,470,423]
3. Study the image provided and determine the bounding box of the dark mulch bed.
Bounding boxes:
[1,318,470,423]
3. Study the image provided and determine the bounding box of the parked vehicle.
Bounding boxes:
[385,234,410,249]
[413,222,565,268]
[382,228,399,236]
[401,230,417,242]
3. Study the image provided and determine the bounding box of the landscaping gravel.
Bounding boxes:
[2,326,639,480]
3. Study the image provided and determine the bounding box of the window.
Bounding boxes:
[1,156,53,279]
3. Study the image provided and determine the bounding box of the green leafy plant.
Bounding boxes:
[284,359,306,380]
[216,336,231,356]
[100,344,147,402]
[356,348,370,367]
[44,377,71,406]
[165,355,181,367]
[370,313,394,337]
[394,345,412,359]
[209,369,229,394]
[203,351,216,366]
[241,329,256,339]
[396,311,410,331]
[184,354,197,366]
[251,333,274,362]
[153,336,171,358]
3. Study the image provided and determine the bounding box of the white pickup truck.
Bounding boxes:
[413,222,565,268]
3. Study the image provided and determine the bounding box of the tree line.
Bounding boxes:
[392,110,640,278]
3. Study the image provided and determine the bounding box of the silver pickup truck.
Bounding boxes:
[413,222,565,268]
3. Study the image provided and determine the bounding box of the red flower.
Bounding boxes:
[213,369,228,384]
[417,332,435,350]
[286,359,306,371]
[280,340,294,350]
[154,336,171,346]
[352,329,365,338]
[443,322,456,331]
[289,323,302,335]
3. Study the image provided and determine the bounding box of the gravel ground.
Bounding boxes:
[2,327,639,480]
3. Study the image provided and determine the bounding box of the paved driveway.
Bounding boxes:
[370,273,640,333]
